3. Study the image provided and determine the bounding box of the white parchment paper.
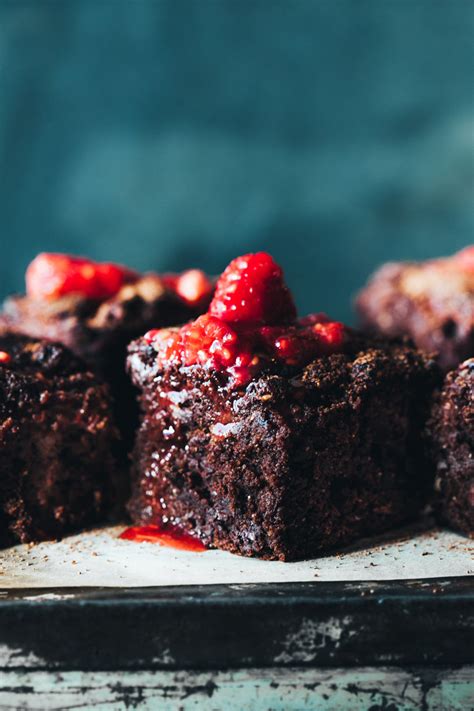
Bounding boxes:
[0,522,472,588]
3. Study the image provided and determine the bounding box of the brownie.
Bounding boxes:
[0,333,119,545]
[127,252,440,561]
[429,359,474,536]
[0,256,213,447]
[355,248,474,371]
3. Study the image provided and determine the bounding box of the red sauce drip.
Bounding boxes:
[119,524,207,552]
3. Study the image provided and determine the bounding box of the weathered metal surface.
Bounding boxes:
[0,667,472,710]
[0,579,472,672]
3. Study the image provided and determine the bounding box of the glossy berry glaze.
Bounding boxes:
[26,252,213,307]
[144,252,345,387]
[120,523,207,552]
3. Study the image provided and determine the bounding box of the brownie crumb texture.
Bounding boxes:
[0,333,119,545]
[429,359,474,536]
[0,254,213,450]
[356,250,474,371]
[128,331,440,561]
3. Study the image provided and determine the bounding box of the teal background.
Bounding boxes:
[0,0,473,323]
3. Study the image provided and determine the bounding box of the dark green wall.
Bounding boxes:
[0,0,473,322]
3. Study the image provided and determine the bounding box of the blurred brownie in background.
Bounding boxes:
[429,359,474,536]
[0,253,213,447]
[0,333,119,545]
[355,246,474,371]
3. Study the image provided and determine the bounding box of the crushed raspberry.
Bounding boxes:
[259,319,344,366]
[209,252,296,325]
[145,253,345,387]
[312,320,345,346]
[0,351,11,364]
[181,315,241,368]
[26,253,137,301]
[454,246,474,272]
[144,328,182,364]
[146,315,257,386]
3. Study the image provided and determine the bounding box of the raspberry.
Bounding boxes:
[175,270,214,305]
[162,270,213,305]
[455,246,474,271]
[0,351,11,364]
[181,315,240,367]
[259,326,310,365]
[146,315,256,385]
[147,255,344,388]
[311,320,345,347]
[26,253,137,301]
[209,252,296,325]
[144,328,182,364]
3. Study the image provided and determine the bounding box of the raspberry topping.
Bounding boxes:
[26,253,138,301]
[259,318,345,366]
[164,269,214,306]
[209,252,296,325]
[0,351,11,364]
[454,246,474,272]
[144,253,345,387]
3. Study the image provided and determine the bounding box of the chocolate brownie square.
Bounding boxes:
[0,254,213,446]
[0,333,119,544]
[127,253,440,560]
[429,359,474,536]
[355,247,474,371]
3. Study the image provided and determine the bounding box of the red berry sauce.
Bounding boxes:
[120,523,207,552]
[26,253,138,301]
[145,252,345,387]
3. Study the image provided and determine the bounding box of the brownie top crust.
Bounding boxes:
[128,329,436,393]
[0,332,88,378]
[430,358,474,463]
[0,332,115,428]
[0,273,211,373]
[4,272,173,332]
[438,359,474,427]
[360,258,474,324]
[355,248,474,370]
